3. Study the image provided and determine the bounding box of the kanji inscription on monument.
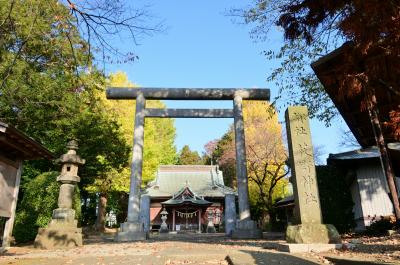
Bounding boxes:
[284,106,341,244]
[285,106,322,224]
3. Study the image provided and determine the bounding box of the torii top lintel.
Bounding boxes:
[106,87,270,101]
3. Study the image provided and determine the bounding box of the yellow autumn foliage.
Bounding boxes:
[88,71,177,193]
[242,100,289,218]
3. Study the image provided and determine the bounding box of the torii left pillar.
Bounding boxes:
[116,92,147,241]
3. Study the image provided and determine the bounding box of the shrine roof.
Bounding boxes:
[327,144,400,175]
[0,121,54,161]
[275,195,294,208]
[144,165,236,198]
[329,146,381,160]
[161,186,213,206]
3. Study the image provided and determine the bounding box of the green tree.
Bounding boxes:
[0,0,131,229]
[106,71,177,185]
[13,172,81,243]
[86,71,177,230]
[316,166,355,233]
[230,3,340,124]
[177,145,202,165]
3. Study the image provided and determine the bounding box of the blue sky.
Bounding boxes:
[106,1,357,162]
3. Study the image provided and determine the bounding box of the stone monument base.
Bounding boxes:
[286,224,341,244]
[231,220,262,239]
[34,209,82,249]
[115,221,147,242]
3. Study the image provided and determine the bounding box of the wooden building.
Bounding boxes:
[145,165,236,233]
[0,122,53,248]
[311,42,400,230]
[311,42,399,148]
[328,145,400,231]
[275,43,400,231]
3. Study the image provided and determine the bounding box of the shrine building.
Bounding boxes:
[145,165,236,233]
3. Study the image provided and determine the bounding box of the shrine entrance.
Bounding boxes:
[106,88,269,241]
[162,186,211,233]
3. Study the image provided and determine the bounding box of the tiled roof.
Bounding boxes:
[144,165,236,198]
[328,144,400,160]
[328,146,380,160]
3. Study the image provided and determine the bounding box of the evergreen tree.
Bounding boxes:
[0,0,130,228]
[177,145,202,165]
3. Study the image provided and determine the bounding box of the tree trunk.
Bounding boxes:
[367,90,400,220]
[95,193,108,232]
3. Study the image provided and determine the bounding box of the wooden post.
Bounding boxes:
[367,91,400,219]
[2,160,23,248]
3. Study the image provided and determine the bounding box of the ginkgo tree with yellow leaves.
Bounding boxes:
[212,101,289,227]
[88,71,177,231]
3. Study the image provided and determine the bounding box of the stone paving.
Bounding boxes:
[0,233,399,265]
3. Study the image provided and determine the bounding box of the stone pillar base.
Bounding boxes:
[285,224,341,244]
[231,220,262,239]
[34,208,82,249]
[115,221,147,241]
[34,220,82,249]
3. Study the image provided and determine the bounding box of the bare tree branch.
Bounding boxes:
[64,0,163,65]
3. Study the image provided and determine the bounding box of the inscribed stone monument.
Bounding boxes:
[285,106,340,244]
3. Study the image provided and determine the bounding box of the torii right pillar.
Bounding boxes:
[285,106,341,244]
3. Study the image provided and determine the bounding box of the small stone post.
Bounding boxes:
[224,194,236,236]
[34,140,85,249]
[139,195,150,235]
[285,106,341,244]
[231,94,262,239]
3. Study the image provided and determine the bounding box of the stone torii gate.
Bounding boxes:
[106,88,269,241]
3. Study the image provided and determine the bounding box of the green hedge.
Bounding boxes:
[316,165,356,233]
[13,172,81,243]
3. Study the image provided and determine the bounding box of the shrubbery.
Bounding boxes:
[13,172,81,243]
[316,165,356,233]
[365,216,397,236]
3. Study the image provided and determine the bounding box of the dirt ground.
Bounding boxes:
[0,232,399,265]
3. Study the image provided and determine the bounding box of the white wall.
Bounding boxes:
[352,163,394,229]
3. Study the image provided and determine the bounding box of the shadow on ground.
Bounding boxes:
[230,250,320,265]
[324,256,393,265]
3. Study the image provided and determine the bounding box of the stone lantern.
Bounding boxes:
[34,140,85,249]
[159,208,169,233]
[206,209,216,233]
